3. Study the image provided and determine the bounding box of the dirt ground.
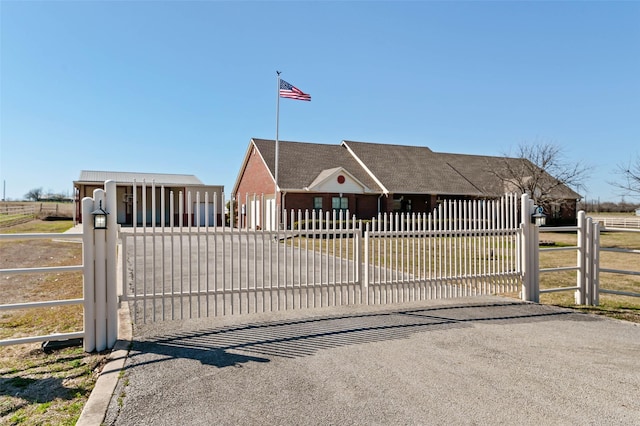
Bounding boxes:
[0,220,107,425]
[1,239,82,303]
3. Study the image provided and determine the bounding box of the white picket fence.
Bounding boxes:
[121,186,523,323]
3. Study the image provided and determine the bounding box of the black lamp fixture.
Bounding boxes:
[91,200,108,229]
[531,206,546,226]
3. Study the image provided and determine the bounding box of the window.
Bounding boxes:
[332,197,348,211]
[313,197,323,210]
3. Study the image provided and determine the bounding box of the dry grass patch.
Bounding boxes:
[291,228,640,323]
[538,229,640,323]
[1,220,108,425]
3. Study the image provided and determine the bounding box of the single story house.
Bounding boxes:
[74,170,224,226]
[233,139,580,229]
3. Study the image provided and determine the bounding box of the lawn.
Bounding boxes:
[0,220,108,425]
[538,228,640,322]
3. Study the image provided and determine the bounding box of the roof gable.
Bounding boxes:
[250,139,383,192]
[306,167,371,193]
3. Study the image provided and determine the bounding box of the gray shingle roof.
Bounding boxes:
[76,170,203,186]
[248,139,580,200]
[438,152,580,199]
[343,141,485,196]
[252,139,383,192]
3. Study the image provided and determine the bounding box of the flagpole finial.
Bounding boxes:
[276,70,281,76]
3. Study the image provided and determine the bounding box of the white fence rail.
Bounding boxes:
[537,215,640,305]
[0,182,118,352]
[0,232,85,347]
[597,226,640,301]
[537,213,598,304]
[590,216,640,229]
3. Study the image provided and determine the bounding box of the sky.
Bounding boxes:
[1,1,639,203]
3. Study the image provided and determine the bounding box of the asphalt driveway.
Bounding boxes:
[103,296,640,425]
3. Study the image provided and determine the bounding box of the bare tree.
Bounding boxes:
[25,187,44,201]
[489,142,589,209]
[611,155,640,197]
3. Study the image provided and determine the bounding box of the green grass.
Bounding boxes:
[0,219,75,234]
[0,346,107,425]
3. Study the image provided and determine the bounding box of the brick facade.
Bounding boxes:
[281,193,379,219]
[235,146,276,204]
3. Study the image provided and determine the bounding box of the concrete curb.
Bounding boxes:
[76,302,132,426]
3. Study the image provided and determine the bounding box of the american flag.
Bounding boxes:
[279,79,311,101]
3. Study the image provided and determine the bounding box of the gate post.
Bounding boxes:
[585,216,594,306]
[575,211,586,305]
[520,194,539,302]
[82,197,96,353]
[93,189,107,351]
[592,221,600,306]
[81,181,118,353]
[105,180,118,348]
[583,216,600,307]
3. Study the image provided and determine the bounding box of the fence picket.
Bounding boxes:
[121,193,523,323]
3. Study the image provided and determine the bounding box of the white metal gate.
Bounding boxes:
[363,194,522,305]
[120,185,523,323]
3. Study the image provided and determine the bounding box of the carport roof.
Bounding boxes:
[75,170,204,186]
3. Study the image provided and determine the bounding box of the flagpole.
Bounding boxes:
[275,71,281,229]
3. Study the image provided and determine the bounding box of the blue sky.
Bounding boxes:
[1,1,639,203]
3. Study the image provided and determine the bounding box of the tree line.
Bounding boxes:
[24,188,72,202]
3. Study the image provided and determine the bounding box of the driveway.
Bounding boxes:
[103,296,640,425]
